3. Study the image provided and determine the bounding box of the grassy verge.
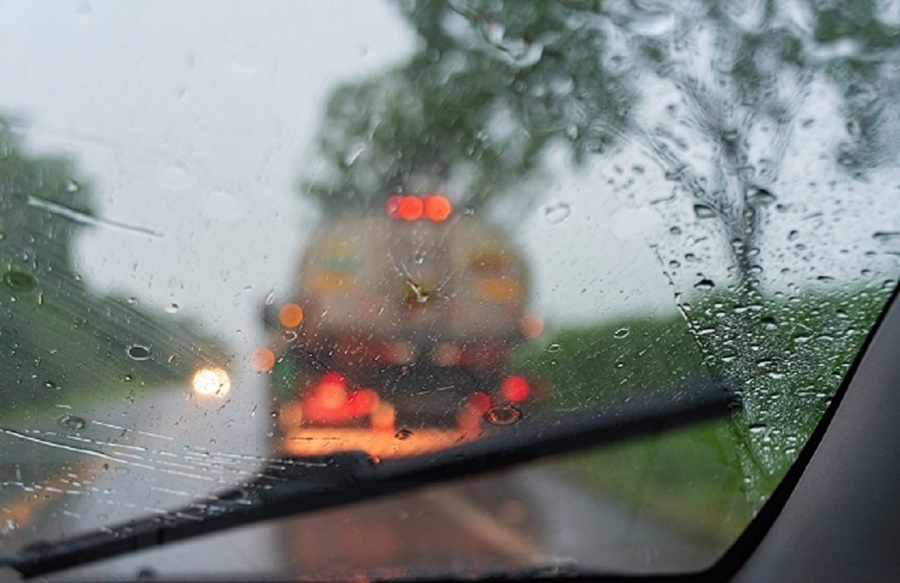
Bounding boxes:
[512,285,891,541]
[0,287,229,427]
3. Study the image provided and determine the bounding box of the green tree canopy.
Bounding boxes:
[303,0,898,280]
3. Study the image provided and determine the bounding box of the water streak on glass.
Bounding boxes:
[0,0,897,579]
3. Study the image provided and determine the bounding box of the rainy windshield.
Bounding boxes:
[1,1,898,579]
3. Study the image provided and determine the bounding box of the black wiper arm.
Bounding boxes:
[1,378,738,579]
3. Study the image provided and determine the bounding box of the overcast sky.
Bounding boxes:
[2,1,897,369]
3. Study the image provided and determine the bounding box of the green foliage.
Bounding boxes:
[512,315,707,409]
[303,0,897,283]
[513,285,892,539]
[0,120,93,275]
[569,420,751,542]
[686,285,890,488]
[304,0,633,215]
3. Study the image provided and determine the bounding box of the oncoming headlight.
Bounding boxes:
[192,367,231,398]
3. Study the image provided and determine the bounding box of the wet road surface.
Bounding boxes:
[0,377,719,580]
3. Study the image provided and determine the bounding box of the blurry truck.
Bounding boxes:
[264,195,540,448]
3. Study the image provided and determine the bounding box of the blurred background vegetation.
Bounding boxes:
[0,119,226,422]
[300,0,898,541]
[305,0,897,278]
[510,285,888,541]
[0,0,895,547]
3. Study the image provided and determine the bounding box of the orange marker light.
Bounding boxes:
[423,195,452,222]
[466,391,492,414]
[519,313,545,339]
[398,196,424,221]
[278,303,304,327]
[251,348,275,373]
[371,402,396,433]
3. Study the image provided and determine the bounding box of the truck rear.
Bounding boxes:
[265,196,539,454]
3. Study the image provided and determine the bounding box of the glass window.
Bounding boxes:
[0,1,897,579]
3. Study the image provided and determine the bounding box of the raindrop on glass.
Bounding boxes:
[126,345,152,361]
[512,42,543,68]
[693,204,716,219]
[4,270,37,292]
[872,231,900,243]
[1,519,19,538]
[485,404,522,425]
[748,423,768,435]
[394,428,413,440]
[343,142,366,166]
[626,11,675,36]
[59,414,87,431]
[543,202,572,225]
[694,278,715,291]
[746,186,777,206]
[613,327,630,339]
[664,165,686,181]
[165,303,179,314]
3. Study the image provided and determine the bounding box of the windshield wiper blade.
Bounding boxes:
[1,378,738,578]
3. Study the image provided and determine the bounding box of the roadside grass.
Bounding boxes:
[563,420,751,543]
[512,285,891,542]
[0,288,228,427]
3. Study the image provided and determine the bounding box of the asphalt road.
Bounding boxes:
[0,373,720,580]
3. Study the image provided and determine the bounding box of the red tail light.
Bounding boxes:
[387,194,452,222]
[301,373,378,424]
[398,195,424,221]
[500,375,530,403]
[320,371,345,385]
[423,194,452,222]
[347,388,379,417]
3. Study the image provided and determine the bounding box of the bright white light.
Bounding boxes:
[192,367,231,398]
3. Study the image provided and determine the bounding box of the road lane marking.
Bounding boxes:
[0,460,101,549]
[422,488,556,565]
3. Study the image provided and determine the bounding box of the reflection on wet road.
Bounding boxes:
[0,381,716,580]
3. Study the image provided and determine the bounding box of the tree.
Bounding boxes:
[0,116,94,278]
[304,0,633,215]
[302,0,898,283]
[0,117,224,405]
[298,1,898,503]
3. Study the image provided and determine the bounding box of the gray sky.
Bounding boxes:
[1,0,897,370]
[0,2,674,349]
